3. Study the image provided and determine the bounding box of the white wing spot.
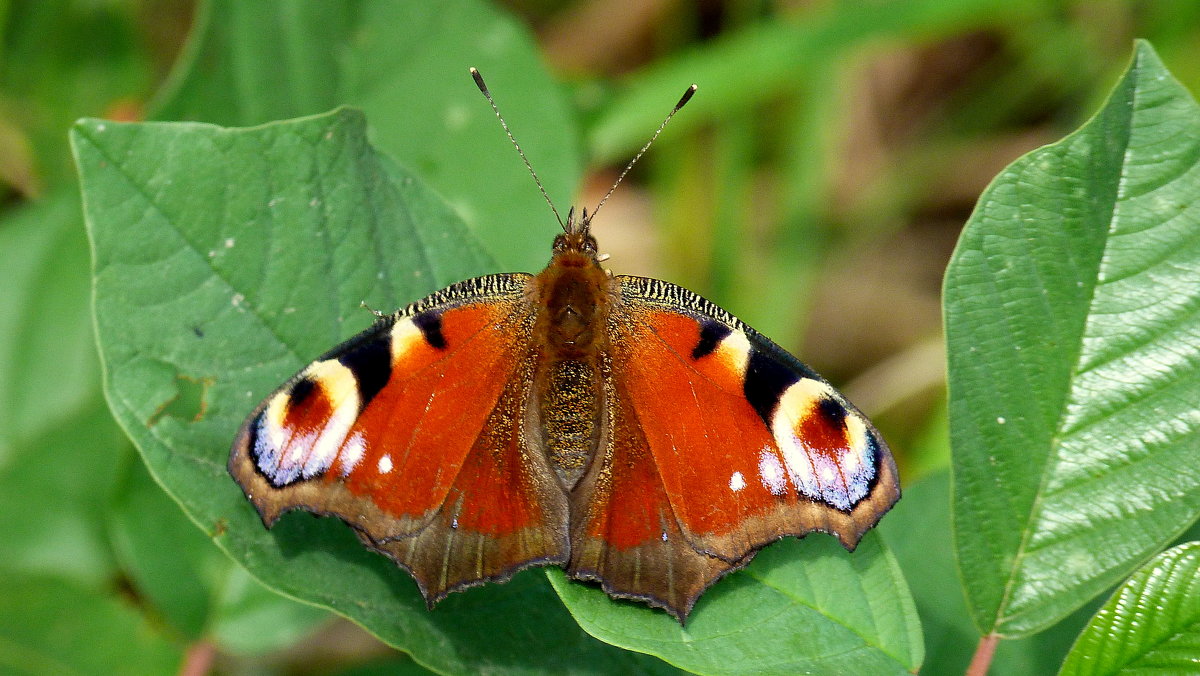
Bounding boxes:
[819,463,836,484]
[377,454,393,474]
[758,448,788,495]
[340,432,366,476]
[729,471,746,492]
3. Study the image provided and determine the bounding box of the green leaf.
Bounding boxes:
[0,574,180,675]
[0,400,126,587]
[0,193,103,453]
[109,462,213,639]
[207,564,331,655]
[0,195,126,585]
[1060,542,1200,675]
[149,1,352,124]
[879,472,976,674]
[554,534,922,675]
[154,0,581,271]
[110,460,329,652]
[881,471,1101,676]
[946,41,1200,636]
[73,109,668,674]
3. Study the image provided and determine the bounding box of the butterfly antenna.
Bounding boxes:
[588,83,697,225]
[470,67,565,231]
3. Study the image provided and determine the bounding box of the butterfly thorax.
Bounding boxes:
[533,230,611,489]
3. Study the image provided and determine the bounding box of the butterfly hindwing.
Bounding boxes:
[566,276,899,617]
[229,274,570,603]
[567,372,731,619]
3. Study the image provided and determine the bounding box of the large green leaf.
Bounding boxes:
[73,109,670,674]
[0,193,124,587]
[109,460,330,653]
[946,41,1200,636]
[0,400,126,588]
[1060,542,1200,675]
[0,574,180,675]
[882,471,1101,675]
[0,193,102,454]
[153,0,580,271]
[553,534,922,676]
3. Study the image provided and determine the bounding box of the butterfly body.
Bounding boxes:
[230,211,899,622]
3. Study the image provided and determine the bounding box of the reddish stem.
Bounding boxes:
[966,634,1000,676]
[178,640,216,676]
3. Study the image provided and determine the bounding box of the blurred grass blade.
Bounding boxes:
[946,41,1200,636]
[589,0,1038,161]
[1059,542,1200,675]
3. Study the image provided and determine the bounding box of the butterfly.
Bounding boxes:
[228,69,899,623]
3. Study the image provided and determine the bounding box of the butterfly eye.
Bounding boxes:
[582,236,598,256]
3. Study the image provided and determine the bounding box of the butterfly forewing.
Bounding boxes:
[229,273,571,603]
[562,276,899,617]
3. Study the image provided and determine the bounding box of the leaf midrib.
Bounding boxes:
[988,51,1143,633]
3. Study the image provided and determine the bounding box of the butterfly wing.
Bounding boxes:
[229,274,570,604]
[569,276,899,620]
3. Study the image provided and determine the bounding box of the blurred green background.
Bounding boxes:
[3,0,1200,673]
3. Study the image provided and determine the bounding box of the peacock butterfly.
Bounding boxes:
[228,69,900,623]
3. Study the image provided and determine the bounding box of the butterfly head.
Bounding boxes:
[553,206,599,264]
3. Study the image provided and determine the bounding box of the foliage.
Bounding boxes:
[3,0,1200,673]
[946,41,1200,639]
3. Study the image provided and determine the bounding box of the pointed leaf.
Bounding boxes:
[947,41,1200,636]
[1060,542,1200,675]
[73,109,669,674]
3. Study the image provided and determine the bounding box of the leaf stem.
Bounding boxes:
[966,634,999,676]
[178,640,216,676]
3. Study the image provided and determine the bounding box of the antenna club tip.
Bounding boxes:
[470,67,489,95]
[676,84,698,110]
